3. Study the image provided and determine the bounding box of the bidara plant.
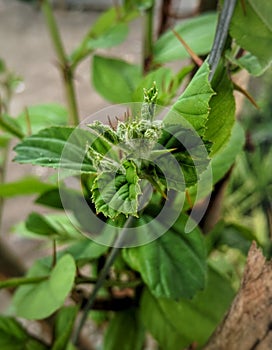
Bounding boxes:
[0,0,272,349]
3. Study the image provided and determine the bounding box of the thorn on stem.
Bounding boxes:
[172,29,203,67]
[232,81,259,109]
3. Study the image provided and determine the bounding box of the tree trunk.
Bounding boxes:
[204,242,272,350]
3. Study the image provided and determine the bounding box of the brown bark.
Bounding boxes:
[204,242,272,350]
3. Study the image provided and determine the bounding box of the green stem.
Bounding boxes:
[75,276,142,289]
[208,0,237,81]
[0,113,11,234]
[0,273,141,294]
[41,0,80,125]
[0,148,8,232]
[72,187,150,345]
[0,115,24,140]
[143,1,155,74]
[0,275,48,289]
[72,242,123,345]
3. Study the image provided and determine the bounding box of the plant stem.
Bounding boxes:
[72,243,121,345]
[41,0,80,125]
[75,276,141,289]
[0,275,47,289]
[72,187,150,345]
[143,1,155,74]
[73,232,132,345]
[158,0,172,36]
[0,147,8,232]
[208,0,237,81]
[2,267,142,291]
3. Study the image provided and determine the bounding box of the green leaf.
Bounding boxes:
[35,187,82,209]
[13,126,97,172]
[157,125,210,190]
[123,214,206,299]
[248,0,272,31]
[230,0,272,70]
[0,316,48,350]
[71,23,129,65]
[104,309,145,350]
[85,6,137,37]
[25,212,58,237]
[221,223,257,254]
[35,186,108,235]
[35,188,66,209]
[141,267,235,350]
[227,51,271,76]
[92,55,142,103]
[12,255,76,320]
[61,239,109,263]
[206,221,256,255]
[52,306,78,350]
[72,10,130,68]
[25,212,82,240]
[164,62,215,135]
[92,159,141,218]
[89,7,123,35]
[154,13,217,63]
[17,104,68,134]
[0,176,54,198]
[0,114,24,139]
[185,122,245,208]
[211,121,245,183]
[205,66,235,155]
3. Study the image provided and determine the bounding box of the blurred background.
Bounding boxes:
[0,0,199,255]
